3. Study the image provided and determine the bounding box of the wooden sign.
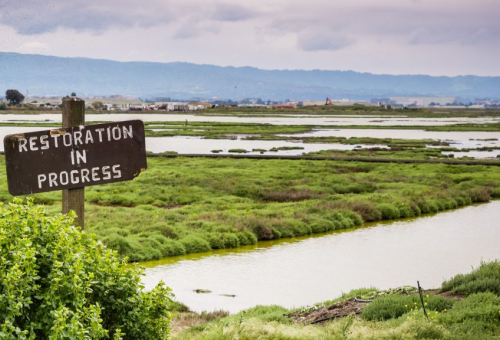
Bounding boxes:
[4,120,147,196]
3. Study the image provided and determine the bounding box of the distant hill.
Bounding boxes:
[1,52,499,100]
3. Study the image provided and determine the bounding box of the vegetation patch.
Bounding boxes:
[174,263,500,340]
[440,261,500,296]
[0,199,173,339]
[1,156,499,262]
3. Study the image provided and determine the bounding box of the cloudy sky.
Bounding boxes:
[0,0,499,76]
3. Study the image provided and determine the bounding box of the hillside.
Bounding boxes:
[1,52,499,100]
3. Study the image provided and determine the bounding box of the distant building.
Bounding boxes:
[370,98,397,106]
[237,104,267,108]
[388,97,456,107]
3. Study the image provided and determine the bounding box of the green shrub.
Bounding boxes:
[207,233,240,249]
[349,200,382,222]
[441,261,500,296]
[104,233,135,258]
[310,218,336,233]
[180,235,212,253]
[0,198,173,339]
[361,294,453,321]
[160,238,186,257]
[411,322,445,340]
[147,223,181,239]
[439,292,500,326]
[236,305,291,324]
[466,188,491,203]
[377,203,401,220]
[396,202,414,218]
[490,187,500,198]
[289,220,312,235]
[236,230,258,245]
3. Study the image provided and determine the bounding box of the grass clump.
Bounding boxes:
[440,292,500,325]
[269,146,305,152]
[361,294,452,321]
[440,261,500,296]
[228,148,248,153]
[180,235,212,254]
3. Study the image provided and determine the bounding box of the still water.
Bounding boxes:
[141,202,500,314]
[280,129,500,149]
[0,127,386,155]
[1,113,500,126]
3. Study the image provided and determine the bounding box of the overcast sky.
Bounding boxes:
[0,0,499,76]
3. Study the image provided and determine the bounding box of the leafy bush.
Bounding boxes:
[180,235,212,253]
[377,203,400,220]
[349,200,382,222]
[439,293,500,327]
[207,233,240,249]
[361,294,453,321]
[236,230,258,246]
[0,198,173,339]
[441,261,500,296]
[393,202,412,218]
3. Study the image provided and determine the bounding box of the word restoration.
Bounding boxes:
[4,120,147,195]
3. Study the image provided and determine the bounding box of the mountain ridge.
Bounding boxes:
[1,52,499,100]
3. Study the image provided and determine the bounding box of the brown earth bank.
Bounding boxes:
[288,289,464,325]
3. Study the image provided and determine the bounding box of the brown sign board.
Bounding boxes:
[4,120,147,196]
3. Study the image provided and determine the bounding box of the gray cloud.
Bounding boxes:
[262,0,500,47]
[211,3,260,22]
[1,0,499,76]
[297,30,353,52]
[2,0,499,48]
[0,0,259,35]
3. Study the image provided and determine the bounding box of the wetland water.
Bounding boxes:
[1,113,500,126]
[141,202,500,314]
[1,114,500,157]
[0,127,386,155]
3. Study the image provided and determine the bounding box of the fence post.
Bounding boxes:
[62,97,85,229]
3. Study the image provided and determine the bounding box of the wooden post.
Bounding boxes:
[62,97,85,229]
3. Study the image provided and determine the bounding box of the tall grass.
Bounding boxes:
[441,261,500,296]
[1,156,500,261]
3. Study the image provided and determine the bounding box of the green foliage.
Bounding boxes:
[2,156,500,261]
[236,230,258,246]
[5,89,24,105]
[439,292,500,325]
[0,102,7,110]
[238,305,291,324]
[92,101,104,110]
[441,261,500,296]
[180,235,212,254]
[207,233,240,249]
[377,203,401,220]
[0,199,173,339]
[361,294,453,321]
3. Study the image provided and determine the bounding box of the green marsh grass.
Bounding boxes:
[1,156,500,261]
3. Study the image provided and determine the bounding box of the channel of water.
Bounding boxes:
[141,201,500,314]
